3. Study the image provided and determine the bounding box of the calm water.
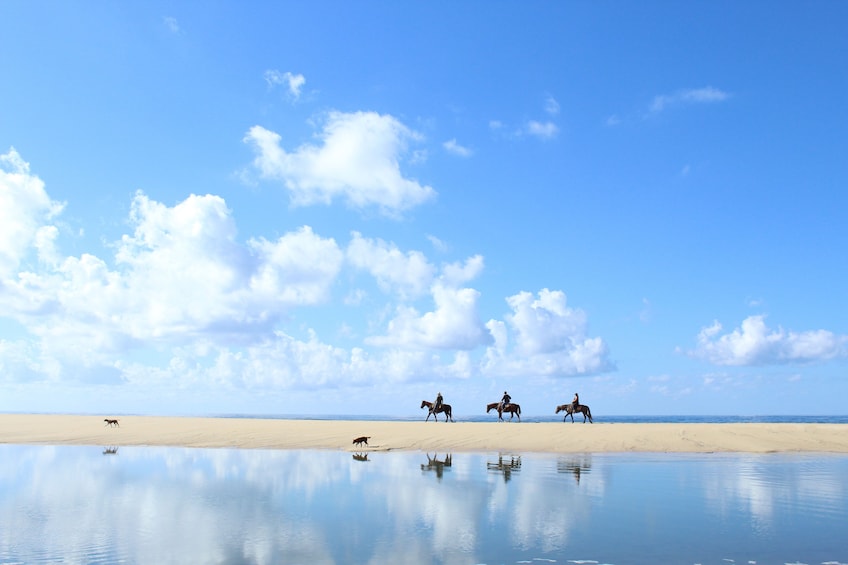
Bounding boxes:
[1,445,846,565]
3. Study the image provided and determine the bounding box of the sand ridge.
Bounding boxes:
[2,414,847,453]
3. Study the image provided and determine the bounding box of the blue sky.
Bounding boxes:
[1,1,846,417]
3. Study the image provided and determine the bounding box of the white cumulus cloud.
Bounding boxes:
[243,111,436,216]
[0,148,65,276]
[482,289,612,378]
[367,282,492,351]
[0,177,344,370]
[687,315,848,366]
[346,232,435,300]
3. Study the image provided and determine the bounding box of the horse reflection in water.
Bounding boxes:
[487,453,521,482]
[557,454,592,484]
[421,453,452,480]
[352,453,370,462]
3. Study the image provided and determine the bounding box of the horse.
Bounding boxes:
[556,403,593,423]
[486,402,521,422]
[421,400,454,422]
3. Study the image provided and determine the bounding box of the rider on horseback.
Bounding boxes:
[434,392,443,412]
[499,391,511,412]
[572,392,579,410]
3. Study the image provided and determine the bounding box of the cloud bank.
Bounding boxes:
[0,148,610,393]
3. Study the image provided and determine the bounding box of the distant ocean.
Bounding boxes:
[216,413,848,424]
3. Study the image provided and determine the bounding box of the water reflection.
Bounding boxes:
[557,454,591,484]
[420,453,452,479]
[0,446,846,565]
[486,453,521,482]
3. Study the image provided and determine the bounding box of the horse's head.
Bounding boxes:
[420,400,428,409]
[555,405,563,414]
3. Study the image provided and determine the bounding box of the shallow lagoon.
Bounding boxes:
[1,445,846,565]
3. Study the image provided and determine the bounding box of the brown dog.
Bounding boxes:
[104,418,120,427]
[352,436,370,447]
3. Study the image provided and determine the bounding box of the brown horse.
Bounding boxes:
[421,400,454,422]
[486,402,521,422]
[556,403,593,423]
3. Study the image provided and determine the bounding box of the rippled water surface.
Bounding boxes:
[1,445,846,564]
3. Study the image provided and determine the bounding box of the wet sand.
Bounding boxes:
[1,414,847,453]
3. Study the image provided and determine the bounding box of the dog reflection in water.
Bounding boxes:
[102,446,119,455]
[421,453,452,479]
[352,453,370,462]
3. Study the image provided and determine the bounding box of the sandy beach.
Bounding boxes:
[1,414,847,453]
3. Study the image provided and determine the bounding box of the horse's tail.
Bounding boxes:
[586,406,592,421]
[517,404,521,415]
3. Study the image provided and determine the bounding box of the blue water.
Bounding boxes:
[1,445,846,565]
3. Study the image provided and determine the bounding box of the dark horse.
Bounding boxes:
[556,403,593,423]
[486,402,521,422]
[421,400,454,422]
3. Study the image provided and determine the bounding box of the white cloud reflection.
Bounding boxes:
[1,448,845,564]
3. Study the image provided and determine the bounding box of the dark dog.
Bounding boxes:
[352,436,370,447]
[104,418,120,428]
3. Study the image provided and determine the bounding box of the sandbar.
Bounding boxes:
[1,414,847,453]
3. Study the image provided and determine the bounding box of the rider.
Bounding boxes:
[499,391,511,411]
[572,392,580,410]
[434,392,443,412]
